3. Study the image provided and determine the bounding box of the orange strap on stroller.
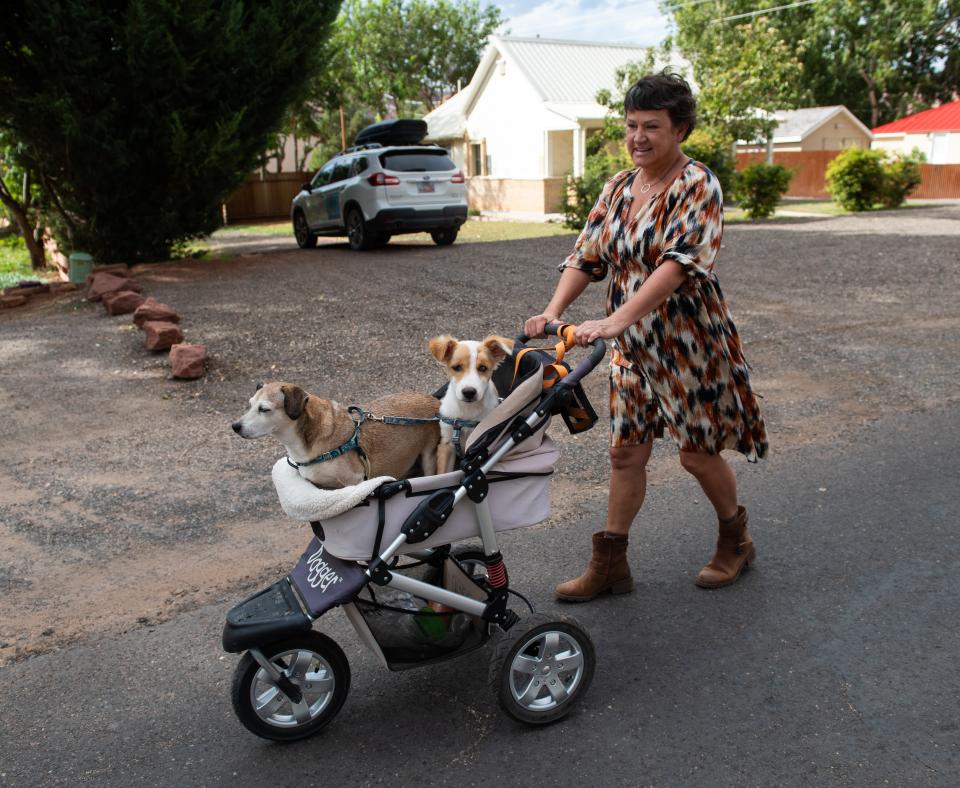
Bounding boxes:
[513,323,577,390]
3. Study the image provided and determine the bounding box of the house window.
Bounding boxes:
[471,143,483,176]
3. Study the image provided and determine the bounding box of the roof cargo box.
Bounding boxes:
[355,119,428,147]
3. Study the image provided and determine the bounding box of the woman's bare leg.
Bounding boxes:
[679,449,755,588]
[678,450,739,519]
[605,441,654,535]
[555,441,652,601]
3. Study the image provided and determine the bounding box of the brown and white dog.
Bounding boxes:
[428,335,514,474]
[232,382,439,488]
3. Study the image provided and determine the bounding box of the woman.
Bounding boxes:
[524,71,768,601]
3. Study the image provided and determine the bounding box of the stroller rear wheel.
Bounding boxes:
[488,613,595,725]
[231,632,350,741]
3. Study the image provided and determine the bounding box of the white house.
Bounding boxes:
[871,100,960,164]
[425,35,687,215]
[736,106,873,154]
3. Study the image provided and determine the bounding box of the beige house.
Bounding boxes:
[425,36,685,215]
[737,106,873,154]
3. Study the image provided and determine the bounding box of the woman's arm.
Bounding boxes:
[572,259,685,346]
[523,267,592,338]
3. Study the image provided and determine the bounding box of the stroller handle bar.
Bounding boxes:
[518,321,607,388]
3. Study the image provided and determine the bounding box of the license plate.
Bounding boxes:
[417,182,435,193]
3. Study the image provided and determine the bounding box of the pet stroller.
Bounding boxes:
[222,323,607,741]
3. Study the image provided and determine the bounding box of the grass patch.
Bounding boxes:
[214,221,290,236]
[208,218,577,247]
[0,236,49,288]
[776,199,849,216]
[403,219,576,244]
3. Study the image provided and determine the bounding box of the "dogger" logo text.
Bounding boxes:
[305,544,343,592]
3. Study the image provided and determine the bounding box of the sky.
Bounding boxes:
[494,0,670,47]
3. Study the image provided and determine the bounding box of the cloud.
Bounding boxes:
[499,0,668,46]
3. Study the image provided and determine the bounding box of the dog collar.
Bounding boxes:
[286,406,368,474]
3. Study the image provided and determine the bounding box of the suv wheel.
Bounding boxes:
[293,211,317,249]
[346,208,376,251]
[430,228,458,246]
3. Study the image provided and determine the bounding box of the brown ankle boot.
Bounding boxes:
[555,531,633,602]
[695,505,756,588]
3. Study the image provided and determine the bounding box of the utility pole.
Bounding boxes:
[340,106,347,150]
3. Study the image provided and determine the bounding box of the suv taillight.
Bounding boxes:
[368,172,400,186]
[451,171,464,184]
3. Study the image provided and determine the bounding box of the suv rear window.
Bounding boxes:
[379,149,456,172]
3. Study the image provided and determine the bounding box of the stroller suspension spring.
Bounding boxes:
[484,555,508,588]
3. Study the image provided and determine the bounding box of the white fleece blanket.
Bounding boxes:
[271,458,395,522]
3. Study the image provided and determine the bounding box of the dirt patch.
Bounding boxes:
[2,205,959,665]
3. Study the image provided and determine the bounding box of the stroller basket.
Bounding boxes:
[354,557,489,669]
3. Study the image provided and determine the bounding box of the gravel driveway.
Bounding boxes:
[1,204,958,665]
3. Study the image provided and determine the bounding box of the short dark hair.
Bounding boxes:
[624,70,697,141]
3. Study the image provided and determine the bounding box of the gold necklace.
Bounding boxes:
[638,153,686,194]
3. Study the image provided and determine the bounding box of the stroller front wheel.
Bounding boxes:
[488,613,595,725]
[231,632,350,741]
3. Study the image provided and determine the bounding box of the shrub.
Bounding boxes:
[561,148,631,230]
[682,126,736,196]
[825,148,888,211]
[826,147,926,211]
[731,163,793,219]
[878,153,924,208]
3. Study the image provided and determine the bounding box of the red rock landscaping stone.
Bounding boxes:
[102,290,146,316]
[87,272,143,302]
[143,320,184,352]
[133,298,180,328]
[170,343,207,379]
[90,264,131,278]
[49,281,80,293]
[0,294,28,308]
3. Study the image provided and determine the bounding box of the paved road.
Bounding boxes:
[1,405,957,787]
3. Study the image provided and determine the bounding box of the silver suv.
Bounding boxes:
[291,143,468,251]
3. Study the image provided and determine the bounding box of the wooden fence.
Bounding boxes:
[223,172,309,223]
[735,151,960,199]
[221,158,960,222]
[913,163,960,198]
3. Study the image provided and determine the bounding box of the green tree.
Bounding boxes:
[663,0,959,130]
[662,1,808,143]
[800,0,959,127]
[334,0,505,117]
[0,0,341,263]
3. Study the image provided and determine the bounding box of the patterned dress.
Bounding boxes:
[560,161,768,461]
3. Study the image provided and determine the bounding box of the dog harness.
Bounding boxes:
[286,406,372,480]
[439,414,480,458]
[285,405,484,478]
[284,407,480,479]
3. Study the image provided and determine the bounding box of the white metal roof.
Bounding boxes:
[425,35,690,140]
[496,36,650,104]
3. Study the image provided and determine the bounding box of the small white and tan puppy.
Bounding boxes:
[232,382,439,488]
[428,335,514,473]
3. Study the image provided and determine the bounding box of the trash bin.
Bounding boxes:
[68,252,94,284]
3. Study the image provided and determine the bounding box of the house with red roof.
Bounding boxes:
[872,100,960,164]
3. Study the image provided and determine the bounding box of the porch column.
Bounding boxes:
[573,126,586,177]
[543,130,550,177]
